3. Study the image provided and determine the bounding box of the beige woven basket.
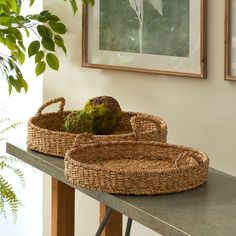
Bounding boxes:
[64,134,209,195]
[27,97,168,157]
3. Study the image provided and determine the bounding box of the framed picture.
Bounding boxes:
[225,0,236,80]
[82,0,207,78]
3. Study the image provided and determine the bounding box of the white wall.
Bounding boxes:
[43,0,236,235]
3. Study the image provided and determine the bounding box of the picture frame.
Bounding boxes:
[82,0,207,78]
[225,0,236,80]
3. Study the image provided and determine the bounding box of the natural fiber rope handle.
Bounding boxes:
[73,133,96,147]
[174,152,187,168]
[130,115,163,139]
[35,97,65,116]
[174,151,206,167]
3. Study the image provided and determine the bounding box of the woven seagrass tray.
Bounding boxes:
[27,97,168,157]
[64,134,209,195]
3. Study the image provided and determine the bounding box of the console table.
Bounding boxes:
[6,142,236,236]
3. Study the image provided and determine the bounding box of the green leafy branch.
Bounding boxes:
[26,10,67,76]
[0,118,24,223]
[0,175,21,223]
[0,118,22,134]
[0,0,95,95]
[0,1,67,94]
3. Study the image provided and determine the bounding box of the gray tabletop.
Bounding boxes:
[6,142,236,236]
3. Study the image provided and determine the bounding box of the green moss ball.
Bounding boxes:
[83,96,122,135]
[64,110,94,134]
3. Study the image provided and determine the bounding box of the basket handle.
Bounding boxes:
[35,97,65,116]
[174,151,206,167]
[130,115,167,140]
[73,133,96,147]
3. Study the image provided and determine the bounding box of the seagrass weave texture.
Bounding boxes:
[27,97,168,157]
[64,134,209,195]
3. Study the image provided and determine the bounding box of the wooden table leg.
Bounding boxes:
[100,203,122,236]
[52,178,75,236]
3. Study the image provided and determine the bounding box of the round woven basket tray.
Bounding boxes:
[27,97,168,157]
[64,134,209,195]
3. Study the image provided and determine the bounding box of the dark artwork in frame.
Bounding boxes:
[99,0,190,57]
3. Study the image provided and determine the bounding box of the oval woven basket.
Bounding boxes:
[64,134,209,195]
[27,97,168,157]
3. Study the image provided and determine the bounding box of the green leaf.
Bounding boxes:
[48,15,60,22]
[29,0,35,6]
[8,76,19,93]
[5,38,15,51]
[8,80,12,95]
[41,38,55,51]
[6,34,16,44]
[40,10,50,17]
[13,48,24,62]
[38,16,49,23]
[17,40,25,51]
[28,40,40,57]
[16,15,29,24]
[35,50,44,63]
[12,60,21,74]
[17,50,25,65]
[25,28,29,37]
[31,11,51,22]
[46,53,59,71]
[54,34,64,47]
[37,25,53,38]
[69,0,78,15]
[48,22,66,34]
[35,61,46,76]
[7,74,27,93]
[54,35,67,54]
[62,45,67,55]
[0,16,10,26]
[5,28,22,40]
[8,59,14,70]
[9,0,18,14]
[27,14,39,21]
[18,75,28,93]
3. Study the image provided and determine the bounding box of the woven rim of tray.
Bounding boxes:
[64,138,209,195]
[66,141,209,174]
[28,111,167,138]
